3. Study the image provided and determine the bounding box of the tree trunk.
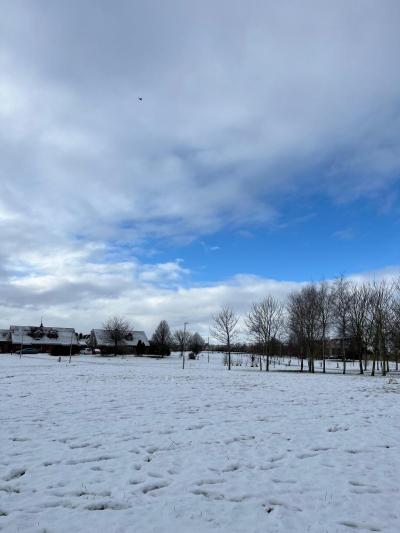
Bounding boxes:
[381,338,386,377]
[371,345,377,376]
[307,346,314,373]
[322,337,326,373]
[358,342,364,375]
[342,337,346,375]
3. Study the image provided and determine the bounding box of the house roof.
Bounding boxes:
[10,325,79,346]
[91,329,150,347]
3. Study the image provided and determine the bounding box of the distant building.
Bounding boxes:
[89,329,150,354]
[10,323,79,355]
[328,337,357,359]
[0,329,11,353]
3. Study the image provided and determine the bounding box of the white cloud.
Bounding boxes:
[0,1,399,334]
[1,236,398,339]
[1,1,399,245]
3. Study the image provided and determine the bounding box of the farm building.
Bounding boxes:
[89,329,150,355]
[10,324,80,356]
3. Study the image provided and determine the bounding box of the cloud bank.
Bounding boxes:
[0,1,399,334]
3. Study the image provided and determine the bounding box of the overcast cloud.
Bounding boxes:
[0,1,399,336]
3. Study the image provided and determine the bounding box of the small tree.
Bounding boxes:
[173,328,191,356]
[332,276,351,374]
[136,339,146,356]
[189,332,205,356]
[391,278,400,371]
[317,281,333,374]
[287,285,321,373]
[287,292,306,371]
[369,281,393,376]
[347,282,371,374]
[210,306,239,370]
[246,296,284,371]
[103,316,131,355]
[151,320,172,357]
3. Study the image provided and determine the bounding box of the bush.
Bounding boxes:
[149,340,171,357]
[136,340,146,356]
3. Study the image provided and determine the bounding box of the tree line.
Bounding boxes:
[102,277,400,376]
[103,317,205,357]
[211,277,400,376]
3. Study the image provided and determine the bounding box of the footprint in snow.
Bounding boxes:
[191,488,224,500]
[4,468,26,481]
[141,481,169,494]
[195,478,226,486]
[338,521,381,531]
[222,463,240,472]
[86,501,130,511]
[296,452,318,459]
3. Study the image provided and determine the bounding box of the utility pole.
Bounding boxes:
[182,321,188,369]
[20,332,23,358]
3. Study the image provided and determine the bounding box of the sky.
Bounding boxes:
[0,0,399,337]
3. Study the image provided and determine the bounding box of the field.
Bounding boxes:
[0,353,399,533]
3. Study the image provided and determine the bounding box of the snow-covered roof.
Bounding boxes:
[10,325,79,346]
[0,329,10,343]
[91,329,150,347]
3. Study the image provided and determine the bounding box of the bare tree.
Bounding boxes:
[391,278,400,371]
[173,328,191,356]
[301,284,321,373]
[347,283,371,374]
[288,285,320,373]
[332,276,350,374]
[287,292,306,371]
[151,320,172,357]
[103,316,131,355]
[210,306,239,370]
[316,281,333,373]
[189,332,206,355]
[369,281,393,376]
[246,296,284,371]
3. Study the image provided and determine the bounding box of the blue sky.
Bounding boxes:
[140,190,400,283]
[0,0,399,334]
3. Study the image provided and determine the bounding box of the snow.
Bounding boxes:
[0,353,399,533]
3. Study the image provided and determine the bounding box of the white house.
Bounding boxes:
[89,329,150,354]
[10,324,79,355]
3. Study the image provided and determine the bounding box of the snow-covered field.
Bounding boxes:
[1,353,399,533]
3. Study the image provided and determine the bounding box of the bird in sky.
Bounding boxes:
[138,97,143,102]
